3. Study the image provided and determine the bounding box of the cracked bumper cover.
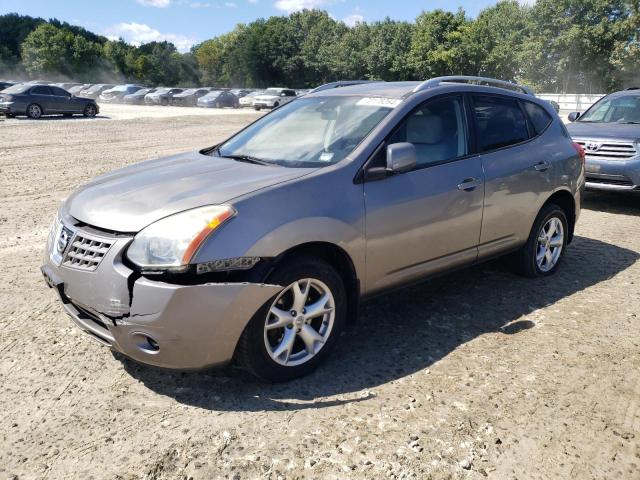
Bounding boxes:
[41,240,282,370]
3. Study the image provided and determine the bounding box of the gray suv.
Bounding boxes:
[567,87,640,191]
[42,76,585,381]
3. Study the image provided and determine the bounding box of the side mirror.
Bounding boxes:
[568,112,581,122]
[386,142,417,173]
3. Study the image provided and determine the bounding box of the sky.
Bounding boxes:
[0,0,534,52]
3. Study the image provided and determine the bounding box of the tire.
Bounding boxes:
[273,102,280,108]
[513,203,568,278]
[254,106,261,111]
[5,113,15,118]
[161,98,168,106]
[83,104,97,118]
[26,103,42,119]
[237,256,347,382]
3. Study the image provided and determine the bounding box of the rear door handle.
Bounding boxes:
[457,178,482,191]
[534,161,552,172]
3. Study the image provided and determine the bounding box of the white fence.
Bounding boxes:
[538,93,605,113]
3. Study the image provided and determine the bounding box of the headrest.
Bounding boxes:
[406,114,444,144]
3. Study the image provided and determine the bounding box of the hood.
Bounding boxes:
[566,122,640,142]
[65,150,313,232]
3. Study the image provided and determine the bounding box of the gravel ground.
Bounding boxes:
[1,110,639,480]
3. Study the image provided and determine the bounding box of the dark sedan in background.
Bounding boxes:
[123,87,157,105]
[0,83,98,119]
[196,89,239,108]
[171,88,210,106]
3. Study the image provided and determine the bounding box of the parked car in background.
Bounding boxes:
[145,87,184,106]
[0,81,15,91]
[567,87,640,191]
[196,90,239,108]
[99,84,145,103]
[69,84,90,96]
[0,83,98,119]
[239,90,263,107]
[123,88,157,105]
[171,88,210,107]
[41,77,583,381]
[253,87,297,110]
[53,82,82,91]
[79,84,115,100]
[230,89,251,99]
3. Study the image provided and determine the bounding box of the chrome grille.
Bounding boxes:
[575,140,637,161]
[62,233,113,271]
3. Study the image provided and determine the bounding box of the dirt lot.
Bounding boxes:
[1,108,639,480]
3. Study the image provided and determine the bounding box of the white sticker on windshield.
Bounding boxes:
[319,152,335,162]
[356,97,402,108]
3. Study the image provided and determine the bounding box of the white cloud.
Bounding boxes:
[225,1,237,6]
[189,1,210,7]
[342,13,364,26]
[137,0,171,7]
[248,0,258,3]
[105,22,196,52]
[274,0,333,13]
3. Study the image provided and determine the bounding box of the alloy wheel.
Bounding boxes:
[28,104,41,119]
[536,216,564,272]
[263,278,335,367]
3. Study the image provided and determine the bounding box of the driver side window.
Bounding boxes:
[389,96,468,168]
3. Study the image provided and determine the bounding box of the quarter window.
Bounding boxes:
[523,101,552,135]
[388,96,468,168]
[472,96,530,152]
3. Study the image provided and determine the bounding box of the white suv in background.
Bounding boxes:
[253,88,297,110]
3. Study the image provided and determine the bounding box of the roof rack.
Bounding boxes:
[413,76,534,96]
[309,80,382,94]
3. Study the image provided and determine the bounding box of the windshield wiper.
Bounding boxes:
[222,154,273,166]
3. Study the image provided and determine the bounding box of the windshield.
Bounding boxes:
[2,84,29,94]
[134,88,152,95]
[204,91,222,98]
[216,96,397,167]
[110,85,130,92]
[180,89,198,95]
[579,95,640,124]
[87,85,106,93]
[154,88,170,94]
[263,89,282,96]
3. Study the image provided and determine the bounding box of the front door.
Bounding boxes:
[364,95,485,294]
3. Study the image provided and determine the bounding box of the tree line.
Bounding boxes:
[0,0,638,93]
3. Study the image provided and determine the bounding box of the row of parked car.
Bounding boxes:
[0,79,310,118]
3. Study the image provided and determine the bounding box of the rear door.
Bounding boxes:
[30,86,55,112]
[471,95,555,258]
[364,94,485,294]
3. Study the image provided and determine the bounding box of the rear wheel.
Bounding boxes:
[514,203,568,277]
[238,257,346,382]
[27,103,42,119]
[83,104,97,117]
[161,98,168,106]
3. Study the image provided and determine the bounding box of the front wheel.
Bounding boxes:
[514,203,568,277]
[237,257,346,382]
[83,104,97,117]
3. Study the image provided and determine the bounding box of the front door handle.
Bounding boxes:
[457,178,482,191]
[534,161,552,172]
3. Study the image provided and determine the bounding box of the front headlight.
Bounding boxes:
[126,205,236,270]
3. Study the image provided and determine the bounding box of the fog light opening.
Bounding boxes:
[132,332,160,354]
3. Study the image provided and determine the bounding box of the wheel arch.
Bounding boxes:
[544,189,576,243]
[266,241,360,324]
[27,102,43,117]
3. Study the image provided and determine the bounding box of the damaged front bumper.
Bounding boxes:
[42,222,282,370]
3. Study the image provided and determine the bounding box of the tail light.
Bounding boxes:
[572,142,585,167]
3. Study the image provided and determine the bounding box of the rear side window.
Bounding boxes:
[50,86,70,97]
[472,96,530,152]
[31,86,52,95]
[523,101,553,135]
